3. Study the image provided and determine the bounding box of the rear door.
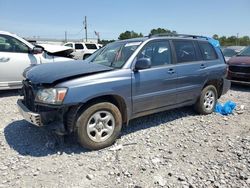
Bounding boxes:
[132,40,178,114]
[0,34,37,89]
[72,43,85,59]
[171,40,207,104]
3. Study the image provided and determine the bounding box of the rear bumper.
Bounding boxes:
[17,99,42,126]
[221,78,231,95]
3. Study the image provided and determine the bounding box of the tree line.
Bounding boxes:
[99,28,250,47]
[99,28,177,45]
[213,34,250,46]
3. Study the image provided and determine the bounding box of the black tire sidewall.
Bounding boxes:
[77,102,122,150]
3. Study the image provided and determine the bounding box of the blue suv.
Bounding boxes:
[17,34,231,150]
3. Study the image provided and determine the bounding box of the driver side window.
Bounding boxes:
[0,34,29,53]
[137,40,172,67]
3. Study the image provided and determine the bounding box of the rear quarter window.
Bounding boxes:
[199,42,218,60]
[65,43,73,48]
[86,44,98,50]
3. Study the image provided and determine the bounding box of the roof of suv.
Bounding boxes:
[120,34,220,48]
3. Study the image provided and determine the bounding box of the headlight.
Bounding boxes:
[35,88,67,104]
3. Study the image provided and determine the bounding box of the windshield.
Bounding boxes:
[238,46,250,56]
[91,41,141,68]
[222,48,238,57]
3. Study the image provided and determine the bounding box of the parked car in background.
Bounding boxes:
[18,34,230,150]
[64,42,102,60]
[227,46,250,84]
[222,46,245,62]
[0,31,74,90]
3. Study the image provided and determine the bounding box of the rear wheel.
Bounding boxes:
[77,102,122,150]
[195,85,218,115]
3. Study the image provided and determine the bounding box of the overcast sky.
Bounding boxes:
[0,0,249,40]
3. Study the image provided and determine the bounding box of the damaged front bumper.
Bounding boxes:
[17,99,42,126]
[17,99,67,135]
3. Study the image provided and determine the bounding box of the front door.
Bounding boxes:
[132,40,178,114]
[0,34,37,89]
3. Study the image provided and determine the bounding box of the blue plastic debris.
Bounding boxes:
[215,101,236,115]
[195,36,220,48]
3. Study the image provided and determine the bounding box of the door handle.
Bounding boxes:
[168,68,175,74]
[200,64,206,69]
[0,57,10,62]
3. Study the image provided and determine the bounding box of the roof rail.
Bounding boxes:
[149,33,209,40]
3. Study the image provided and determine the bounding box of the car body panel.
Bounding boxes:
[174,61,208,103]
[0,31,74,90]
[227,46,250,83]
[228,56,250,64]
[37,43,73,54]
[0,51,39,89]
[25,61,113,84]
[132,65,177,113]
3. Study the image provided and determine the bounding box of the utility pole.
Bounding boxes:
[236,33,239,46]
[83,16,88,42]
[65,31,67,42]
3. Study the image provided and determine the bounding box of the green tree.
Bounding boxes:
[215,35,250,46]
[227,36,237,46]
[118,31,143,40]
[99,39,115,46]
[212,34,219,40]
[239,36,250,46]
[149,28,177,36]
[219,36,227,46]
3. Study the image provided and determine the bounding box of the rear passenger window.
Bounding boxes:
[75,43,84,50]
[173,40,197,63]
[199,42,217,60]
[137,40,172,67]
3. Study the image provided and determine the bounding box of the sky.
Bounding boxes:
[0,0,250,40]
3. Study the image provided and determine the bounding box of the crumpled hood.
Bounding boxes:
[36,43,73,54]
[228,56,250,65]
[25,60,113,84]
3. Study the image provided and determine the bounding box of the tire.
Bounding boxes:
[76,102,122,150]
[195,85,218,115]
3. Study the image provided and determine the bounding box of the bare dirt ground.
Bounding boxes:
[0,84,249,188]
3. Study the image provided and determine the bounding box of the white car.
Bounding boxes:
[0,31,74,90]
[64,42,102,60]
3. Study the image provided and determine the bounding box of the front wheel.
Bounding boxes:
[195,85,218,115]
[77,102,122,150]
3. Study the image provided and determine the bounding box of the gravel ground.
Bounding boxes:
[0,85,249,188]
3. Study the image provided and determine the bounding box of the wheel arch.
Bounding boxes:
[203,79,224,98]
[65,94,128,133]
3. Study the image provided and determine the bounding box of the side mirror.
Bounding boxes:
[134,58,151,71]
[30,46,43,54]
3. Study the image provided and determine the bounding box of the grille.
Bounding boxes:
[23,80,35,111]
[229,65,250,74]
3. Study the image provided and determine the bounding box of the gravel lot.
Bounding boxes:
[0,85,249,188]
